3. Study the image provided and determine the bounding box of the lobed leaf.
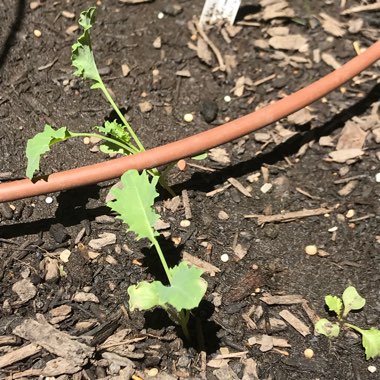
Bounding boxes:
[160,262,207,311]
[107,170,159,242]
[347,325,380,360]
[342,286,366,317]
[71,7,102,88]
[325,295,343,318]
[128,262,207,313]
[315,318,340,338]
[26,125,71,179]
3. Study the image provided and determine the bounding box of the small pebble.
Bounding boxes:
[83,137,90,145]
[183,113,193,123]
[33,29,42,37]
[328,226,338,232]
[180,220,191,228]
[260,183,273,193]
[45,196,53,204]
[305,245,318,256]
[220,253,229,262]
[368,365,377,373]
[147,368,159,377]
[224,95,231,102]
[346,209,355,218]
[375,173,380,183]
[200,100,218,123]
[304,348,314,359]
[218,210,229,220]
[157,12,164,19]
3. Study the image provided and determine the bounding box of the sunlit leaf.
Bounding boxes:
[26,125,71,179]
[347,324,380,360]
[107,170,159,242]
[342,286,366,317]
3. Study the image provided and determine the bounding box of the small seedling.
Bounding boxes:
[315,286,380,359]
[25,7,209,339]
[107,169,207,339]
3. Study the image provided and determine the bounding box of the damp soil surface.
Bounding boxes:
[1,1,380,379]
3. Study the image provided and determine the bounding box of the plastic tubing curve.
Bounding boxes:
[1,40,380,203]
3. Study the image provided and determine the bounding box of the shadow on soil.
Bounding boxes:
[175,83,380,194]
[0,0,26,71]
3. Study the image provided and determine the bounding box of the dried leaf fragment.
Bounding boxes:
[269,35,308,51]
[12,278,37,303]
[328,149,364,163]
[336,122,367,150]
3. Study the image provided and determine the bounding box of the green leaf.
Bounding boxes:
[107,170,159,242]
[128,281,162,311]
[347,325,380,360]
[96,120,130,144]
[159,262,207,311]
[315,318,340,338]
[325,295,343,318]
[191,152,208,160]
[128,262,207,313]
[342,286,366,317]
[26,125,71,179]
[71,7,102,88]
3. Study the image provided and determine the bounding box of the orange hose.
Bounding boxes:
[1,40,380,202]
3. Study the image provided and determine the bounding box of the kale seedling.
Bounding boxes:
[107,169,207,339]
[315,286,380,359]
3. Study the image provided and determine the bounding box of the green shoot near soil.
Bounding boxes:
[315,286,380,360]
[107,170,207,339]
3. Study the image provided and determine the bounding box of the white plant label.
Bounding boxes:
[200,0,241,25]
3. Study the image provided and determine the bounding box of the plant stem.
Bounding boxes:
[99,84,145,152]
[152,238,172,284]
[70,132,139,155]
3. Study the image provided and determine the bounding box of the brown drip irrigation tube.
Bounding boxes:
[1,40,380,203]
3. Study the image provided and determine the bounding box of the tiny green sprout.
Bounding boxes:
[315,286,380,360]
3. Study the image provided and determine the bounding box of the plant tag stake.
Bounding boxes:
[200,0,241,26]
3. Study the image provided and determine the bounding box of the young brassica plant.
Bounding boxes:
[107,169,207,339]
[315,286,380,360]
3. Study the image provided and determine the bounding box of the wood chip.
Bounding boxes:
[338,180,359,196]
[0,343,41,369]
[279,309,310,336]
[72,292,100,303]
[319,13,346,37]
[195,20,226,71]
[261,1,295,20]
[321,52,341,69]
[227,177,252,197]
[182,190,192,219]
[260,294,305,305]
[209,147,230,165]
[245,207,333,224]
[182,251,220,276]
[206,183,231,197]
[12,278,37,304]
[336,121,367,150]
[328,148,364,163]
[247,334,291,352]
[13,316,94,367]
[341,2,380,15]
[242,358,259,380]
[176,69,191,77]
[269,35,308,51]
[43,357,81,376]
[301,301,320,325]
[287,108,313,125]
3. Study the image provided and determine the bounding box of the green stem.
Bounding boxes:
[70,132,139,155]
[99,84,145,152]
[152,238,172,284]
[344,323,363,334]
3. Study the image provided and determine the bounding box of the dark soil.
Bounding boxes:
[1,0,379,379]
